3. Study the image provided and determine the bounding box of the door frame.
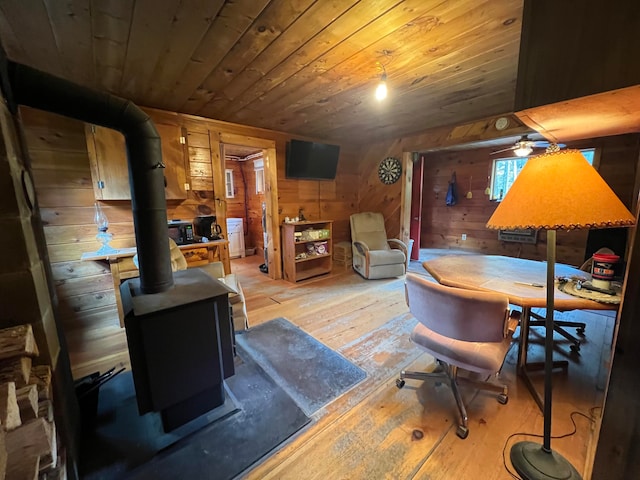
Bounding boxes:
[211,132,281,280]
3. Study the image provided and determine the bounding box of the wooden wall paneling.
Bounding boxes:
[139,0,225,102]
[90,0,135,92]
[200,0,360,120]
[515,0,640,111]
[187,131,214,192]
[224,159,246,219]
[591,192,640,479]
[356,139,405,238]
[188,0,317,115]
[240,160,265,253]
[0,1,64,77]
[162,0,272,112]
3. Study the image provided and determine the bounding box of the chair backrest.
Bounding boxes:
[405,273,509,343]
[350,212,390,251]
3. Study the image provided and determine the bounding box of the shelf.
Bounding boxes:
[282,220,333,283]
[294,265,332,282]
[295,237,332,244]
[295,253,331,263]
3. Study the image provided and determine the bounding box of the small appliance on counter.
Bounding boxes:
[167,220,194,245]
[194,215,223,240]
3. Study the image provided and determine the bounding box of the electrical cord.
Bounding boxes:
[502,408,599,479]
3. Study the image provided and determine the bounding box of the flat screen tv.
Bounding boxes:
[285,139,340,180]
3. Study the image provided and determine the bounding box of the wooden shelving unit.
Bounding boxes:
[282,220,333,283]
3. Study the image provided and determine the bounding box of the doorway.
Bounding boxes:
[217,134,280,279]
[222,144,266,267]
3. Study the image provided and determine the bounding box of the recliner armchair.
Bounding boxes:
[397,273,519,439]
[350,212,407,279]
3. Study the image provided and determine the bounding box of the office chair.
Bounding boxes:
[397,273,519,439]
[528,248,614,353]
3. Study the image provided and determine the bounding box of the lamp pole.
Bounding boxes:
[510,229,581,479]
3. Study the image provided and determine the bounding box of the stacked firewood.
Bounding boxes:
[0,324,64,480]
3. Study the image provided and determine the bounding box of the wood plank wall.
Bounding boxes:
[19,105,359,378]
[357,128,639,267]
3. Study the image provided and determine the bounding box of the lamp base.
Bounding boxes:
[510,441,582,480]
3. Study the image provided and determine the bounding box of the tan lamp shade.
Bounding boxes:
[486,149,636,230]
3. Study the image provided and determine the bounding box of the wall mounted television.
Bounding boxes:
[285,139,340,180]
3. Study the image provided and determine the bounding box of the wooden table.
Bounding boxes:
[81,240,230,326]
[422,254,620,410]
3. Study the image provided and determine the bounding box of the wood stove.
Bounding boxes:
[121,268,235,432]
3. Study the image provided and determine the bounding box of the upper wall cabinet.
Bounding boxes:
[85,123,188,200]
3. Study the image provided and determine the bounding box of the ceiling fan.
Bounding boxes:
[491,135,565,157]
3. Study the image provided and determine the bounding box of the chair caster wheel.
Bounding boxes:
[497,393,508,405]
[396,379,405,389]
[577,327,586,336]
[456,425,469,439]
[570,344,580,353]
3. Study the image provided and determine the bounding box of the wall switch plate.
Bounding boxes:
[461,234,467,241]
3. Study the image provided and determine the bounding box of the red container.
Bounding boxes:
[591,253,620,281]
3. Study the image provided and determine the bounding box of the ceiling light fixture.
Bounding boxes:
[375,51,392,102]
[375,66,388,101]
[514,144,533,157]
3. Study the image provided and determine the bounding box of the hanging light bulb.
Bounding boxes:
[375,72,387,101]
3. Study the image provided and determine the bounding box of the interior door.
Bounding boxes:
[409,154,424,260]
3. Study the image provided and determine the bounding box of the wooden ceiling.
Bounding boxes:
[0,0,523,145]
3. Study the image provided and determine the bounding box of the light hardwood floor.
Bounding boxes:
[70,250,615,479]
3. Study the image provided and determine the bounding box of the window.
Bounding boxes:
[254,159,265,194]
[490,148,595,201]
[225,169,235,198]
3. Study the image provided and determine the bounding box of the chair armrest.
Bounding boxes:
[387,238,408,257]
[505,309,521,337]
[353,240,370,256]
[199,261,226,279]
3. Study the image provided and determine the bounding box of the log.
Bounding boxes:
[38,400,53,423]
[0,429,6,480]
[15,385,38,422]
[0,325,39,361]
[6,419,53,475]
[28,366,51,401]
[39,456,66,480]
[6,454,38,480]
[38,421,57,472]
[0,357,32,387]
[0,382,21,431]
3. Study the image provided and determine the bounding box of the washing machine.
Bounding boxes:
[226,218,245,259]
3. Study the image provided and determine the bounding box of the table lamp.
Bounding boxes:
[486,149,635,479]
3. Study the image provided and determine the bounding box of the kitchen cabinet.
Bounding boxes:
[282,220,332,283]
[85,123,188,200]
[227,217,245,259]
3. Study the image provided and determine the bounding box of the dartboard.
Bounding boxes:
[378,157,402,185]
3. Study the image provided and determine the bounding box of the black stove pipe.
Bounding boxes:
[6,61,173,294]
